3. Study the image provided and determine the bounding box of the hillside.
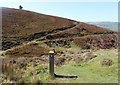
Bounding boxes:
[2,7,116,50]
[1,7,118,84]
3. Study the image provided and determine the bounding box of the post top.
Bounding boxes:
[49,51,54,54]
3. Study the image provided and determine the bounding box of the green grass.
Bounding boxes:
[50,49,118,83]
[20,48,117,83]
[2,48,118,83]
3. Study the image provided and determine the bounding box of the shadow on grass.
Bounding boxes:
[54,74,78,78]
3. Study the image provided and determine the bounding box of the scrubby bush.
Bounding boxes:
[100,58,113,66]
[74,56,83,63]
[82,52,97,62]
[55,57,65,66]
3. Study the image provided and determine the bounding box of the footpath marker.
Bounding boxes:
[49,51,54,78]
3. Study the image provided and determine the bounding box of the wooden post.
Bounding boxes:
[49,51,54,78]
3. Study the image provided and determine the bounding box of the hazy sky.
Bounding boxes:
[0,1,118,22]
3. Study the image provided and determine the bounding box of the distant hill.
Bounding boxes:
[2,7,117,50]
[87,22,118,32]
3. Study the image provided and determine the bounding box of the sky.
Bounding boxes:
[0,1,118,22]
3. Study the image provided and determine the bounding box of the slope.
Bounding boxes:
[2,7,116,50]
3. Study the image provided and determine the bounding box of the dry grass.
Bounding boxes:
[2,7,77,38]
[2,7,116,50]
[5,43,50,57]
[73,34,117,49]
